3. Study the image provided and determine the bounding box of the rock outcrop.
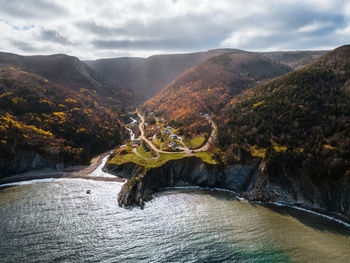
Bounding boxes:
[104,156,261,208]
[105,155,350,223]
[246,154,350,224]
[0,151,63,178]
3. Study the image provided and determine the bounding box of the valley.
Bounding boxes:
[104,46,350,225]
[107,109,217,169]
[1,45,350,225]
[2,2,350,262]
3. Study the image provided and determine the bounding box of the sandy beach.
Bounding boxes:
[0,152,126,186]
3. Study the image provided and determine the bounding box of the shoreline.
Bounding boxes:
[159,185,350,229]
[1,164,349,230]
[0,151,126,186]
[2,152,349,230]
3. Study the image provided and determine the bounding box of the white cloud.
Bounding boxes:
[298,22,333,33]
[0,0,348,59]
[221,28,272,47]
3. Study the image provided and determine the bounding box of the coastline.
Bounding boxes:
[1,153,349,230]
[160,185,350,229]
[0,151,126,186]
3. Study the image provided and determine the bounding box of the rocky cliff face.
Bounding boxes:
[0,151,63,178]
[105,156,261,208]
[105,155,350,223]
[246,155,350,223]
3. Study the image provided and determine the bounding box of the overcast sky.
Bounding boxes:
[0,0,349,60]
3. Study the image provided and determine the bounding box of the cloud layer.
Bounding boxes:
[0,0,349,59]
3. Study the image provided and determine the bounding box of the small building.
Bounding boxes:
[142,142,150,152]
[170,134,178,139]
[168,140,179,149]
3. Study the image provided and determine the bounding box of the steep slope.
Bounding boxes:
[142,52,291,135]
[219,45,350,220]
[85,57,146,87]
[110,49,239,98]
[262,50,327,69]
[0,62,128,177]
[87,49,325,100]
[0,52,131,101]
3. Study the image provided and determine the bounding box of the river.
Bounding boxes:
[125,117,136,141]
[0,163,350,262]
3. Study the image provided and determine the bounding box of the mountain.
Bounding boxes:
[142,52,292,135]
[0,53,131,176]
[219,45,350,219]
[87,49,326,101]
[262,50,327,69]
[220,45,350,165]
[0,52,130,100]
[85,57,146,89]
[90,49,239,99]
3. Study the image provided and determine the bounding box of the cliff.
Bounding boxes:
[105,156,350,223]
[0,150,64,178]
[246,153,350,223]
[105,156,261,208]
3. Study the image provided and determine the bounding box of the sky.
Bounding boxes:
[0,0,349,60]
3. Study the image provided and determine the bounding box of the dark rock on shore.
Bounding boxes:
[0,150,63,178]
[246,153,350,224]
[105,155,350,224]
[104,156,261,208]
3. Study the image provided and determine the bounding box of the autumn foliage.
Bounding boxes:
[142,52,291,135]
[0,64,126,164]
[220,45,350,178]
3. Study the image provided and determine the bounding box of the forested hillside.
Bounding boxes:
[142,52,291,135]
[262,50,326,69]
[0,62,128,174]
[219,45,350,179]
[90,49,238,99]
[85,57,146,88]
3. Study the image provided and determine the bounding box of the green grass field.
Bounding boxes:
[108,148,186,168]
[194,151,217,164]
[184,136,205,149]
[136,144,154,159]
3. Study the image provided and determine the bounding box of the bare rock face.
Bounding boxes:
[106,155,350,224]
[246,155,350,224]
[105,156,261,208]
[0,151,60,177]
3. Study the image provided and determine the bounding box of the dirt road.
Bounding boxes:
[136,110,217,155]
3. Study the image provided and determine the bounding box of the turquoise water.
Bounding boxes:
[0,178,349,263]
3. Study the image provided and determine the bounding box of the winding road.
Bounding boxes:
[136,110,217,156]
[1,112,217,186]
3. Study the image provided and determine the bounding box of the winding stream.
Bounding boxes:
[126,117,136,141]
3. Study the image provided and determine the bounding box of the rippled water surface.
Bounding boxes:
[1,179,350,263]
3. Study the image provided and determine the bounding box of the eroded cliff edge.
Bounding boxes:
[0,150,64,178]
[104,155,350,224]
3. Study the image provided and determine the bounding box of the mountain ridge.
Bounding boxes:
[0,53,131,176]
[0,51,128,99]
[87,49,326,101]
[141,51,293,136]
